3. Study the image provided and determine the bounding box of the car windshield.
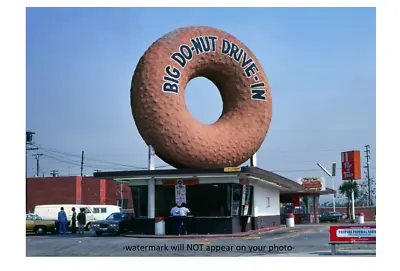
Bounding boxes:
[27,214,43,220]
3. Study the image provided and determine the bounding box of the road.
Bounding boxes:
[26,224,376,257]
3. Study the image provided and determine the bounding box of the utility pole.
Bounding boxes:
[32,153,43,177]
[364,145,371,206]
[50,170,58,177]
[80,151,84,176]
[26,131,38,178]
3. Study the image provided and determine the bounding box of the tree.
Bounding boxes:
[339,180,360,219]
[357,176,376,206]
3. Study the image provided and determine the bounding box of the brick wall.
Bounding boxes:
[26,176,133,212]
[26,177,78,212]
[105,181,132,208]
[81,177,101,205]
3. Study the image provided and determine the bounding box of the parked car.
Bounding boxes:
[26,213,58,235]
[320,211,343,222]
[90,212,135,236]
[89,205,123,221]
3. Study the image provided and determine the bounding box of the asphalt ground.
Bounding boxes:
[26,224,376,257]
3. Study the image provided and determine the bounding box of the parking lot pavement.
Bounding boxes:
[26,224,376,257]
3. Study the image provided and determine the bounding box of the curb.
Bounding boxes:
[121,226,285,239]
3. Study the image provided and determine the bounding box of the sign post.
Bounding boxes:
[175,180,187,205]
[341,151,362,221]
[316,162,336,211]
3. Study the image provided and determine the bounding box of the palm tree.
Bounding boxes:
[339,181,360,219]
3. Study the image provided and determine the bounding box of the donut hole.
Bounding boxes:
[184,77,223,125]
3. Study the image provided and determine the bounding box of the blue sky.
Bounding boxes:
[26,7,376,200]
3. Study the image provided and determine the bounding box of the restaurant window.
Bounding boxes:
[231,184,242,216]
[131,186,148,217]
[231,184,253,216]
[186,184,231,216]
[155,185,175,217]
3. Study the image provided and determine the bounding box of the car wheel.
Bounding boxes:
[95,231,102,236]
[35,226,47,235]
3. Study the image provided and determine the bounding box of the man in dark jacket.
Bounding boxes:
[77,208,86,234]
[71,207,77,234]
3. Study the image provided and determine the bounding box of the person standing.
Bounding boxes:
[57,207,67,234]
[178,203,190,235]
[170,203,181,235]
[77,208,86,234]
[71,207,77,234]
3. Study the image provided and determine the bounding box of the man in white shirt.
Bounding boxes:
[170,204,180,217]
[178,203,190,235]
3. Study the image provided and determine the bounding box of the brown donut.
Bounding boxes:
[131,26,272,169]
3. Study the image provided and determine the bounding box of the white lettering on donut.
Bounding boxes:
[250,82,266,100]
[162,65,181,94]
[162,36,266,101]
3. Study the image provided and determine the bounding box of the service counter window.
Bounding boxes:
[231,185,241,216]
[155,184,232,217]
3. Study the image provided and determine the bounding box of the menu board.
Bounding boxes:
[175,180,187,205]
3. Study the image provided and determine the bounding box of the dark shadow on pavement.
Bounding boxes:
[310,251,376,256]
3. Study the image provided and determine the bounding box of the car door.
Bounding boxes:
[125,213,135,232]
[26,214,35,231]
[117,214,128,231]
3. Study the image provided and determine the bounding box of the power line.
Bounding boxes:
[271,166,376,173]
[38,148,171,172]
[37,145,165,169]
[35,144,376,175]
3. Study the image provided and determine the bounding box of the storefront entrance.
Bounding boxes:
[131,183,253,218]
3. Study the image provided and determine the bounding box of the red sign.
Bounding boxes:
[329,225,376,243]
[162,179,199,186]
[299,177,325,191]
[341,150,362,180]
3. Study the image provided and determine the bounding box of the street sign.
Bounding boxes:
[329,225,376,243]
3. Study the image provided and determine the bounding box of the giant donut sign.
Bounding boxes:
[130,26,272,169]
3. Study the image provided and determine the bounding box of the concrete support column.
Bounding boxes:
[147,145,155,218]
[148,178,155,218]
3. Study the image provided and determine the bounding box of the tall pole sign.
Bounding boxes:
[341,150,361,181]
[341,150,362,221]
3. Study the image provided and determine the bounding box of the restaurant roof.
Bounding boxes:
[93,166,335,194]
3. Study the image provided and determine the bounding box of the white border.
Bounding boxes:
[0,0,395,270]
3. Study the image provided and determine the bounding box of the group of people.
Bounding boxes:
[57,207,87,234]
[170,202,190,235]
